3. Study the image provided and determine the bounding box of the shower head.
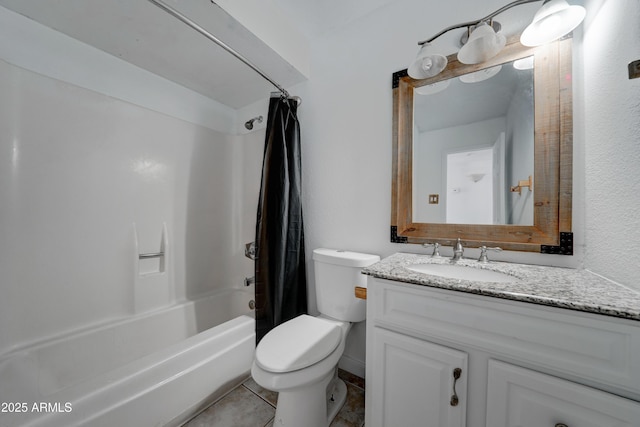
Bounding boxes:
[245,115,263,130]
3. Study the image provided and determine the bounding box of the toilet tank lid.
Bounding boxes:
[313,248,380,267]
[255,315,342,373]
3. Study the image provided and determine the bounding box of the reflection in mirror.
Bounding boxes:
[413,57,534,225]
[391,37,574,253]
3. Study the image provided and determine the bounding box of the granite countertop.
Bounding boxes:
[361,252,640,321]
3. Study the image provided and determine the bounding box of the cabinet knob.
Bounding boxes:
[450,367,462,406]
[555,424,568,427]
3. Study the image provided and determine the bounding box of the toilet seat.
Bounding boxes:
[255,315,342,373]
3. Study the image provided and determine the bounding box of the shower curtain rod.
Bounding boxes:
[147,0,292,99]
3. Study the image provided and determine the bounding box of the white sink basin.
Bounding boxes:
[406,263,517,283]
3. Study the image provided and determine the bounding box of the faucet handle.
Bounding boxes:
[478,245,502,263]
[422,242,442,257]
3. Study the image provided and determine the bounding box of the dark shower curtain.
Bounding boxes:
[254,95,307,343]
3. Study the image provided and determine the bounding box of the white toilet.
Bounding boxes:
[251,248,380,427]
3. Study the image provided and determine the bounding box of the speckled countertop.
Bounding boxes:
[362,253,640,321]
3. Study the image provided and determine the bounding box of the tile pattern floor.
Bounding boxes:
[183,369,365,427]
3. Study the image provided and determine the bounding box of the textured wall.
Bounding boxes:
[298,0,640,374]
[582,0,640,290]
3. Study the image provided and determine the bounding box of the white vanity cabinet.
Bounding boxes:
[368,327,468,427]
[486,360,640,426]
[365,278,640,427]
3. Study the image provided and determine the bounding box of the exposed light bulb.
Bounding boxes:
[421,57,434,72]
[408,43,448,79]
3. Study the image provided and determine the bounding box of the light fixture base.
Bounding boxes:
[460,21,502,46]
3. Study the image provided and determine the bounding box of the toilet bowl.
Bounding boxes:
[252,315,350,427]
[251,248,379,427]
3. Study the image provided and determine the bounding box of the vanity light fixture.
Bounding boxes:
[513,56,535,70]
[414,79,451,95]
[407,0,585,79]
[457,22,506,65]
[408,43,448,79]
[520,0,586,46]
[459,65,503,83]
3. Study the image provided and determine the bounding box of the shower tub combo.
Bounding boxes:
[0,288,255,427]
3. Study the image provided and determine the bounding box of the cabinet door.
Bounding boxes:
[486,360,640,427]
[368,327,467,427]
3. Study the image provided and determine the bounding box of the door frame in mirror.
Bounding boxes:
[391,36,573,253]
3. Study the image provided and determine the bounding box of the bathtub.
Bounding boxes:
[0,288,255,427]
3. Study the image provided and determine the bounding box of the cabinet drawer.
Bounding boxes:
[368,279,640,397]
[486,360,640,427]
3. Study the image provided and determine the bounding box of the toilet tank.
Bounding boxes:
[313,248,380,322]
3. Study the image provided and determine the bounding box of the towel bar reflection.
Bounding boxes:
[510,175,533,195]
[139,252,164,259]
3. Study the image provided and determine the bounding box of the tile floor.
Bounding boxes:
[183,369,365,427]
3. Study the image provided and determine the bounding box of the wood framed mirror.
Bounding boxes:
[391,36,573,253]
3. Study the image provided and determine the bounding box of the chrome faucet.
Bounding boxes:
[478,246,502,263]
[422,242,441,257]
[451,238,464,263]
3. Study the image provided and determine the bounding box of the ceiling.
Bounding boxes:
[0,0,400,110]
[0,0,308,109]
[1,0,587,110]
[414,61,532,133]
[271,0,397,38]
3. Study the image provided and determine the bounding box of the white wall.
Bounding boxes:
[0,59,255,355]
[0,9,264,356]
[414,117,506,223]
[3,0,637,379]
[299,0,582,281]
[505,75,535,225]
[581,0,640,290]
[297,0,473,377]
[298,0,639,375]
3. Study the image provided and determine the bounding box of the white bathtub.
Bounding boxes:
[0,288,255,427]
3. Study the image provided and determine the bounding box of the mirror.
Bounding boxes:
[391,37,573,253]
[413,58,534,225]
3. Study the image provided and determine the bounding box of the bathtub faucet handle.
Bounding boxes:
[245,242,257,260]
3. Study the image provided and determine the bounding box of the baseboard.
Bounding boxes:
[338,354,365,379]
